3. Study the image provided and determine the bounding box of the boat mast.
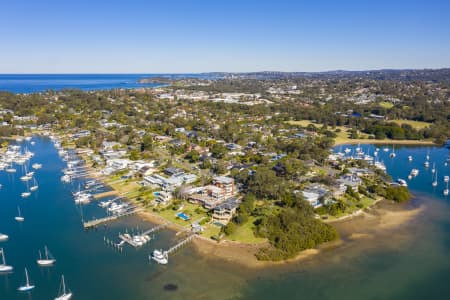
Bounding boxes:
[62,275,66,294]
[1,249,5,265]
[25,268,30,286]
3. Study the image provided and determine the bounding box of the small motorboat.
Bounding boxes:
[396,179,408,187]
[32,163,42,170]
[150,249,168,265]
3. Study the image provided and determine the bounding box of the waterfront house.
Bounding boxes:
[337,174,363,188]
[155,191,173,206]
[301,191,323,208]
[212,198,240,225]
[144,172,197,191]
[164,167,185,177]
[187,185,227,209]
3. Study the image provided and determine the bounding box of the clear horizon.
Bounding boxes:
[1,0,450,73]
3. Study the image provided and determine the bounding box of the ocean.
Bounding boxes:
[1,139,450,299]
[0,74,209,94]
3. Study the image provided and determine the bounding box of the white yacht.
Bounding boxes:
[32,163,42,170]
[17,268,35,292]
[444,182,449,196]
[74,192,91,204]
[383,147,389,152]
[0,248,13,272]
[389,145,396,158]
[374,161,386,172]
[0,233,8,241]
[37,246,56,266]
[15,207,24,222]
[150,249,168,264]
[424,161,430,168]
[6,164,16,173]
[55,275,72,300]
[61,175,71,183]
[444,176,449,183]
[410,169,419,177]
[21,190,31,198]
[432,170,438,187]
[30,178,39,192]
[396,179,408,187]
[408,155,413,162]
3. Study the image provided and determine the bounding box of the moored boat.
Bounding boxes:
[54,275,72,300]
[32,163,42,170]
[396,179,408,187]
[0,248,13,272]
[17,268,35,292]
[15,206,24,222]
[410,169,419,177]
[0,233,8,242]
[150,249,168,264]
[37,246,56,266]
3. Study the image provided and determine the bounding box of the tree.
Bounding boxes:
[211,143,227,159]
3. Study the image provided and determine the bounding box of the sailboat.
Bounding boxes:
[30,178,39,192]
[6,162,16,173]
[408,155,413,162]
[431,163,436,174]
[444,175,449,183]
[444,182,449,196]
[0,248,13,272]
[0,233,8,241]
[20,165,32,181]
[21,180,31,198]
[55,275,73,300]
[15,206,24,222]
[389,145,396,158]
[37,246,56,266]
[432,170,438,187]
[17,268,35,292]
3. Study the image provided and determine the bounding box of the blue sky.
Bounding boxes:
[0,0,449,73]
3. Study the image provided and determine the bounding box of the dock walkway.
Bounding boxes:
[83,207,143,229]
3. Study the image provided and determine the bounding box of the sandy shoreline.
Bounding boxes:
[190,200,424,269]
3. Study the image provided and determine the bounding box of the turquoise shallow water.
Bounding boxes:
[1,139,450,300]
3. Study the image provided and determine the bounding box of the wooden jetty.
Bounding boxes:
[165,234,195,255]
[83,207,143,229]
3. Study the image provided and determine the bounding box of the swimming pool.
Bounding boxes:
[177,212,190,221]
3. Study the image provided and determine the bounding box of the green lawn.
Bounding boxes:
[286,120,316,127]
[225,217,267,244]
[156,201,209,227]
[390,119,431,129]
[379,101,394,109]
